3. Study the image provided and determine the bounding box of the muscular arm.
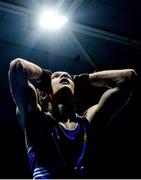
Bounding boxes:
[85,69,137,128]
[8,58,43,129]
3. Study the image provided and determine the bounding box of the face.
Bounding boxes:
[51,71,75,96]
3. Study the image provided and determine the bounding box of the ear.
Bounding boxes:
[40,92,48,100]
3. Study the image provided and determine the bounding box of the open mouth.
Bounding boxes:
[60,78,70,84]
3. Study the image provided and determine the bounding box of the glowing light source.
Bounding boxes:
[39,9,68,30]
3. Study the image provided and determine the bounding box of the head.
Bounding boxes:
[50,71,74,95]
[47,71,74,105]
[37,71,75,105]
[37,71,76,119]
[50,71,76,119]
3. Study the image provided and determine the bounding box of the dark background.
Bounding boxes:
[0,0,141,178]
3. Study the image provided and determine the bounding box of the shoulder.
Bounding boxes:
[76,113,90,130]
[83,104,98,123]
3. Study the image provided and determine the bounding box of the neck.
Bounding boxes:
[59,120,78,130]
[50,89,76,122]
[52,103,76,122]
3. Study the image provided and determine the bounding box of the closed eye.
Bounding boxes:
[52,72,72,79]
[51,73,60,79]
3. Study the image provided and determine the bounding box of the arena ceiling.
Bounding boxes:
[1,0,141,74]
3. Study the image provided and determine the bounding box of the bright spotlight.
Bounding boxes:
[39,10,68,30]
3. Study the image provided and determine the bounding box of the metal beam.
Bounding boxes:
[0,0,84,16]
[1,0,141,48]
[70,22,141,48]
[0,1,31,15]
[67,29,96,68]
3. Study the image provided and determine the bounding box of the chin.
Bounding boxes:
[58,86,74,96]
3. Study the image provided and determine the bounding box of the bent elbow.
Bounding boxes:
[8,58,26,82]
[131,69,137,76]
[9,58,24,71]
[9,58,27,78]
[125,69,137,90]
[129,69,137,82]
[118,69,137,89]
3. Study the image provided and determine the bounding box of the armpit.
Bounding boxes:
[83,104,98,123]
